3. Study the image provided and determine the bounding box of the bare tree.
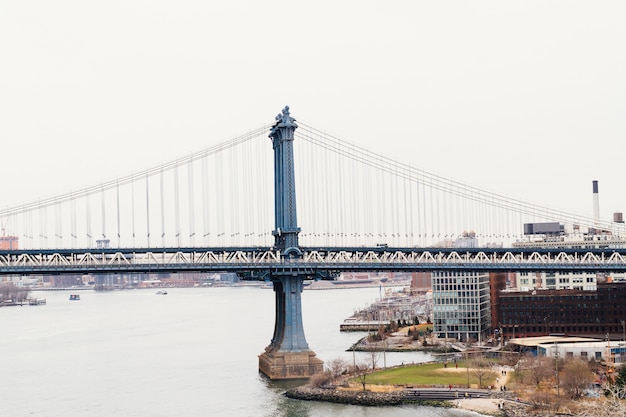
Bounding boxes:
[352,361,371,392]
[325,357,349,382]
[575,383,626,417]
[368,348,380,370]
[470,354,496,388]
[527,355,553,386]
[0,283,30,302]
[561,358,593,400]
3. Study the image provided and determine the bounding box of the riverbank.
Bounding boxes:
[284,385,518,416]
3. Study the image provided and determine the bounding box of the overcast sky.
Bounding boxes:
[1,1,625,222]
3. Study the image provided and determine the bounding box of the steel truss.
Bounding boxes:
[2,247,626,275]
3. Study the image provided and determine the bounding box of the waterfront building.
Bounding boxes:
[432,270,491,343]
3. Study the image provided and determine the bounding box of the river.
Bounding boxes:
[0,286,486,416]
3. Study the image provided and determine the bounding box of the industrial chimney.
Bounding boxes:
[593,180,600,228]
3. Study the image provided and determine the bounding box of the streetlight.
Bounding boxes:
[620,320,626,364]
[465,350,470,388]
[554,341,560,404]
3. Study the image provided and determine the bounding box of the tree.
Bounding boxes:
[561,358,593,400]
[352,361,370,391]
[368,348,380,370]
[575,382,626,416]
[0,283,30,302]
[470,354,495,388]
[527,355,553,386]
[325,357,349,382]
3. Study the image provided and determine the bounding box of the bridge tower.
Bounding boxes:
[258,106,324,379]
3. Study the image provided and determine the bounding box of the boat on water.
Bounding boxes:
[69,294,80,301]
[29,298,47,305]
[156,290,168,295]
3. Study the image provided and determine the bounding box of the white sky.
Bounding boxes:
[1,1,625,222]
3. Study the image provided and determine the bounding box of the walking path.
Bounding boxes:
[448,364,514,415]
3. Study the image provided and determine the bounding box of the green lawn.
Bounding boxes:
[361,362,495,387]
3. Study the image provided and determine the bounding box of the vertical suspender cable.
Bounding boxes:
[361,144,368,244]
[174,163,180,247]
[116,181,121,247]
[131,175,136,248]
[188,158,195,247]
[216,151,223,244]
[404,168,409,246]
[429,180,434,244]
[377,153,384,244]
[27,209,32,249]
[86,194,92,247]
[433,175,441,242]
[394,162,400,244]
[55,202,61,248]
[145,173,151,247]
[39,202,44,248]
[101,185,106,240]
[160,167,165,247]
[202,154,209,244]
[229,147,235,245]
[71,197,77,248]
[337,143,344,246]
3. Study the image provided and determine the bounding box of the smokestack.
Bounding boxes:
[593,180,600,227]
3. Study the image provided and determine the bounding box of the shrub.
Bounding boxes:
[309,373,332,388]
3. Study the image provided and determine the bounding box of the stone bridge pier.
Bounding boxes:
[258,273,323,379]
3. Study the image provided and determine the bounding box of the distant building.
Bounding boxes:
[510,221,626,292]
[0,235,18,250]
[411,272,431,290]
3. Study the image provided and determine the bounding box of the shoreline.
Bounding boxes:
[284,385,519,416]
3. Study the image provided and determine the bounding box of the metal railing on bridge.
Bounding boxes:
[2,247,626,276]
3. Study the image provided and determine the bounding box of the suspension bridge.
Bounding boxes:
[2,106,626,378]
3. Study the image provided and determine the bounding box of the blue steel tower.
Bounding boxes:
[258,106,323,379]
[270,105,301,255]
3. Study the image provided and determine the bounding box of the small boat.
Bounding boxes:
[69,294,81,301]
[156,290,168,295]
[29,298,47,305]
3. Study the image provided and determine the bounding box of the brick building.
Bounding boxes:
[499,282,626,340]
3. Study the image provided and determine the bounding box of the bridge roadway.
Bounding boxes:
[2,246,626,275]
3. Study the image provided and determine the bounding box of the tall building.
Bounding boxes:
[489,272,507,336]
[432,271,492,343]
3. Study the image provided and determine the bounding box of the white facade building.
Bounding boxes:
[432,271,491,343]
[538,340,626,365]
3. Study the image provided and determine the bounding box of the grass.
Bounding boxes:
[360,361,494,387]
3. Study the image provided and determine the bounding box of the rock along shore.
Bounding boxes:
[285,385,534,416]
[284,386,446,408]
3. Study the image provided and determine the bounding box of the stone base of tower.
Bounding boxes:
[259,350,324,380]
